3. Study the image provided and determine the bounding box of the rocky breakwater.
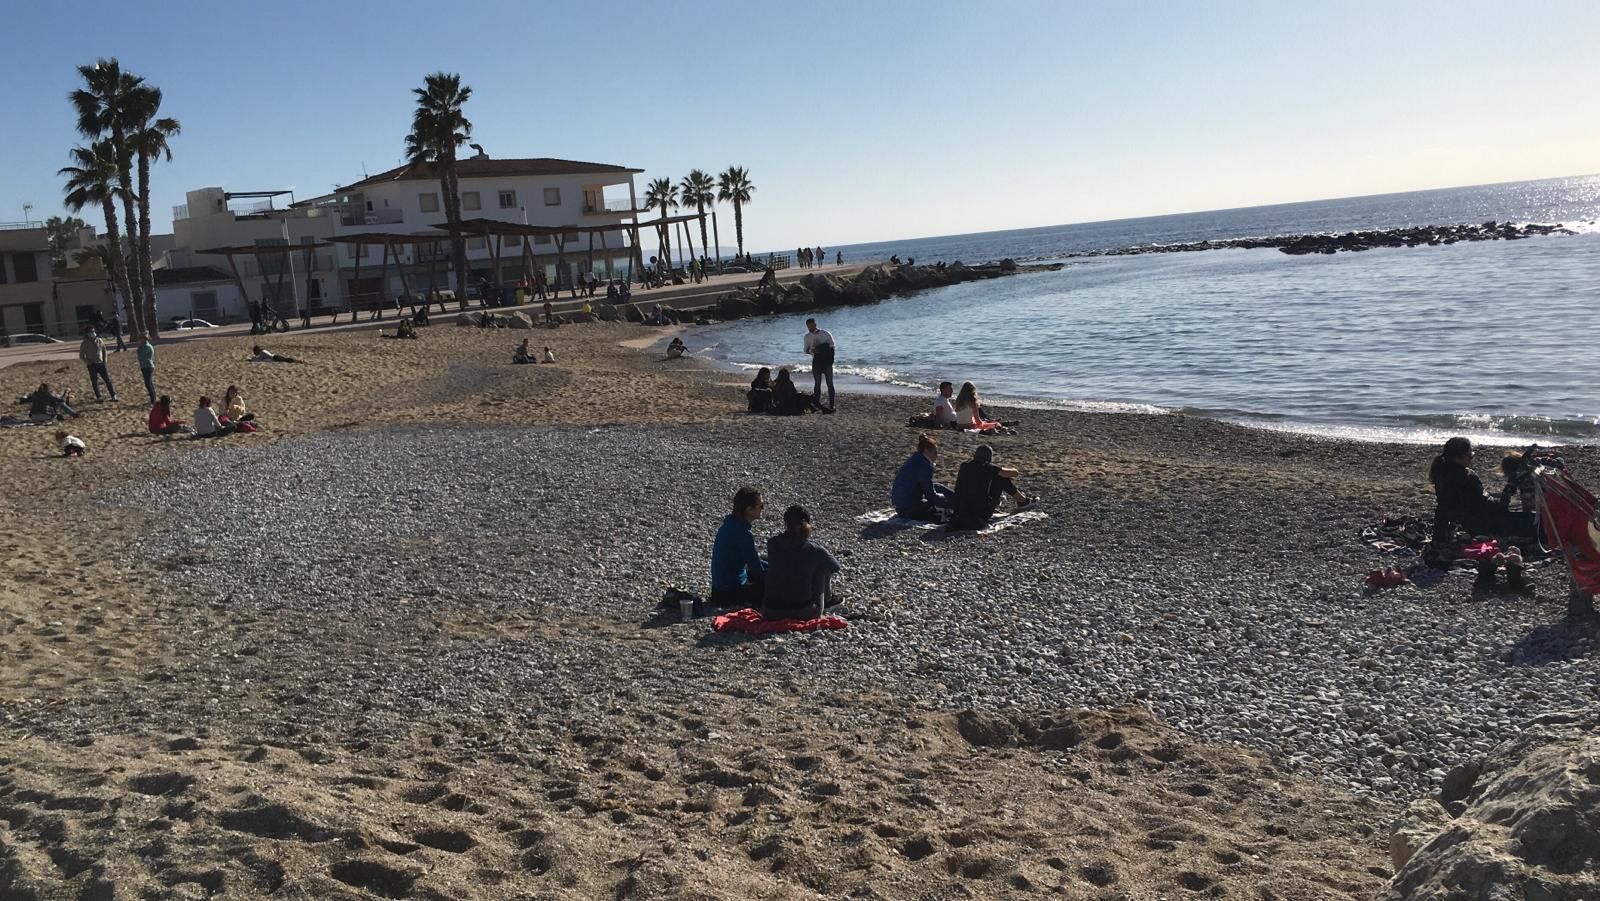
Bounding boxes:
[1078,220,1576,258]
[712,259,1061,321]
[1386,709,1600,901]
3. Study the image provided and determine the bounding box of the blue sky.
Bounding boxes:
[2,0,1596,250]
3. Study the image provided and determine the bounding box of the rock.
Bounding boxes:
[1439,759,1483,806]
[455,312,475,327]
[596,304,622,322]
[505,312,533,329]
[1387,711,1600,900]
[1390,797,1451,871]
[999,258,1017,272]
[955,710,1015,748]
[716,297,758,321]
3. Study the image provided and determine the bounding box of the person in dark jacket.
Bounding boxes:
[710,487,767,607]
[1429,437,1535,539]
[770,368,823,415]
[763,505,841,618]
[949,445,1034,530]
[747,367,773,413]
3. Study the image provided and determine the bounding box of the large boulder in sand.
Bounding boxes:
[717,296,758,321]
[1391,798,1452,871]
[1386,710,1600,900]
[454,312,475,327]
[505,312,533,329]
[596,304,623,322]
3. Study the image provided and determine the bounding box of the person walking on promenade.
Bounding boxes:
[78,328,116,402]
[137,334,157,405]
[111,311,127,352]
[803,317,836,411]
[816,246,825,267]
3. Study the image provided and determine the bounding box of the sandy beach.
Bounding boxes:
[2,319,1596,899]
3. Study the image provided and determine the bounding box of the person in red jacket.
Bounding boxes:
[147,395,190,435]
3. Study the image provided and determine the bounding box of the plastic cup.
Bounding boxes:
[679,598,693,622]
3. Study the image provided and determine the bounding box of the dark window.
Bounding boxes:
[13,252,38,283]
[0,255,9,284]
[74,305,99,327]
[22,303,45,333]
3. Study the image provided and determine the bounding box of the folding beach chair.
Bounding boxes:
[1534,465,1600,617]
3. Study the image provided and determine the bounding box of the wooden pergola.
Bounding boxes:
[198,241,333,328]
[430,212,708,291]
[323,232,455,319]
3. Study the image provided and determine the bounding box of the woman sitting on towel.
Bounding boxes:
[222,385,255,423]
[147,396,189,435]
[748,367,773,413]
[771,368,823,415]
[954,382,1003,432]
[764,505,842,618]
[1429,437,1535,540]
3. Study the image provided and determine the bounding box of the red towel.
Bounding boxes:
[1461,540,1500,560]
[712,608,847,635]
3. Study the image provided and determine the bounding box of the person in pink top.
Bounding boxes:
[147,395,190,435]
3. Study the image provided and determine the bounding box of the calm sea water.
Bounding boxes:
[696,175,1600,444]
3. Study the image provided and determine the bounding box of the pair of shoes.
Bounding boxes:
[1015,495,1039,512]
[1474,557,1499,589]
[1366,568,1409,588]
[1504,546,1527,591]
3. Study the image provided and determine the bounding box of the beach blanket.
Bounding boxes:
[1362,516,1550,569]
[856,507,1049,534]
[712,608,847,635]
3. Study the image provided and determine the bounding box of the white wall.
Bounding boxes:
[155,281,247,325]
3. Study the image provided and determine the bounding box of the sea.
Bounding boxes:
[688,174,1600,445]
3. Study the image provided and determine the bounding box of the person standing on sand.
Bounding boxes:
[137,335,157,405]
[711,487,767,608]
[892,433,956,520]
[78,328,116,403]
[949,445,1035,530]
[803,317,836,411]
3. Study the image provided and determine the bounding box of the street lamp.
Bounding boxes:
[22,203,33,227]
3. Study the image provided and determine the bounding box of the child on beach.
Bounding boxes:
[56,431,86,458]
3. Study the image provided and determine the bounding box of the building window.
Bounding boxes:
[12,252,39,283]
[543,187,560,206]
[499,190,517,209]
[468,236,487,250]
[563,230,579,244]
[0,255,8,284]
[534,234,551,246]
[353,244,369,259]
[419,192,440,213]
[463,191,481,211]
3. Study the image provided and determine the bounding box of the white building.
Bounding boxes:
[160,156,645,315]
[0,225,112,339]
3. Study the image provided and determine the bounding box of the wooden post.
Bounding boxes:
[597,228,609,280]
[222,249,252,331]
[712,210,721,271]
[554,230,566,295]
[427,238,444,312]
[301,244,318,327]
[270,247,291,329]
[395,238,417,314]
[372,240,391,321]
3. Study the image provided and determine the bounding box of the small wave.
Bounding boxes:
[1398,412,1600,441]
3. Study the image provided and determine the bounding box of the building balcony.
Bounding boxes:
[340,209,405,227]
[584,198,640,216]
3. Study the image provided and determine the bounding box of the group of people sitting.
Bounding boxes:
[747,367,834,416]
[512,339,557,365]
[148,385,258,438]
[910,381,1011,433]
[710,487,842,619]
[893,432,1035,528]
[1428,436,1539,543]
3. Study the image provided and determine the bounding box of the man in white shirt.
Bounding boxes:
[932,381,957,427]
[803,318,836,411]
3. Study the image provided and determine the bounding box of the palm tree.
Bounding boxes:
[717,167,755,258]
[127,84,180,338]
[643,177,679,269]
[61,140,142,337]
[678,169,716,268]
[404,72,473,307]
[71,58,148,332]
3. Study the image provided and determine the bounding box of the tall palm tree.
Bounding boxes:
[404,72,473,307]
[643,177,679,269]
[71,58,148,332]
[127,84,180,338]
[678,169,716,267]
[716,167,755,258]
[61,140,142,337]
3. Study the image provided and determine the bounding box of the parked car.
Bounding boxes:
[169,318,217,330]
[1,333,65,347]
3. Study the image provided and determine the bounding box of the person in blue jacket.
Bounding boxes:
[711,486,767,607]
[891,433,955,520]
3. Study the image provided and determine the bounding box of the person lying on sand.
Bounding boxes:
[26,383,78,422]
[147,396,192,436]
[513,339,536,365]
[893,433,956,521]
[764,505,842,619]
[56,430,85,458]
[250,345,300,363]
[771,368,825,415]
[711,486,767,608]
[948,445,1035,531]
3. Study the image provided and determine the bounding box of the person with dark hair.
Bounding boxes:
[892,433,956,520]
[803,318,836,411]
[747,367,773,413]
[1429,437,1535,539]
[949,445,1034,530]
[193,395,236,437]
[223,385,255,423]
[147,395,189,435]
[513,338,536,364]
[711,487,767,607]
[251,345,300,363]
[763,505,842,618]
[27,382,77,422]
[137,334,157,405]
[1498,451,1538,512]
[932,381,958,428]
[771,367,824,415]
[78,328,116,402]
